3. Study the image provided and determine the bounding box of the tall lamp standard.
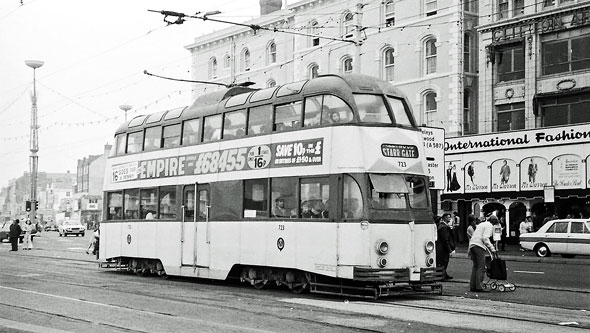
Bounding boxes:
[119,104,132,122]
[25,60,44,224]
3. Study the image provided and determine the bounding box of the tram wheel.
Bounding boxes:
[135,269,146,276]
[253,280,267,289]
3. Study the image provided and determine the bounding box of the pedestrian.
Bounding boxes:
[499,216,507,251]
[468,215,499,292]
[8,219,22,251]
[87,227,100,259]
[519,216,532,251]
[466,214,477,240]
[435,215,454,280]
[442,213,457,249]
[452,211,462,243]
[23,219,34,250]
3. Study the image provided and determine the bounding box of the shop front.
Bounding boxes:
[441,123,590,243]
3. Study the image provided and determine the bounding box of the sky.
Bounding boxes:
[0,0,291,190]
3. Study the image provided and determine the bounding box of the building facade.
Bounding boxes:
[185,0,475,138]
[441,0,590,241]
[74,144,111,229]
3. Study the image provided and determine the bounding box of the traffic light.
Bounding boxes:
[25,200,31,212]
[35,200,39,210]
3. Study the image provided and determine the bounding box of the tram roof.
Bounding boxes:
[114,74,407,135]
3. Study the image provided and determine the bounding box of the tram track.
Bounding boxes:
[2,255,588,332]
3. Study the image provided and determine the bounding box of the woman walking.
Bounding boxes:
[23,219,35,250]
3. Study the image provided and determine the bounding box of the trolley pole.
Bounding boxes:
[25,60,44,225]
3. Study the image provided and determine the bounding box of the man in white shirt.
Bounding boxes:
[468,215,499,292]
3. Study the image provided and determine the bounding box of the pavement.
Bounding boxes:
[452,242,590,265]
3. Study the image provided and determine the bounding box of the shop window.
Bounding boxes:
[496,43,525,82]
[542,35,590,75]
[496,102,525,132]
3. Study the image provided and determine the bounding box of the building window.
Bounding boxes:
[497,102,525,132]
[342,11,354,37]
[208,57,217,79]
[383,47,395,81]
[496,43,525,82]
[540,93,590,127]
[223,54,231,68]
[425,38,437,75]
[513,0,524,16]
[384,0,395,27]
[543,0,555,7]
[267,41,277,65]
[425,92,437,113]
[241,48,250,72]
[498,0,509,19]
[464,0,477,11]
[463,89,474,134]
[464,33,472,73]
[542,35,590,76]
[342,56,353,73]
[425,0,437,16]
[309,20,320,47]
[309,63,319,79]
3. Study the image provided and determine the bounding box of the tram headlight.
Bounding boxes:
[425,240,435,254]
[425,256,435,267]
[377,257,388,268]
[376,240,389,255]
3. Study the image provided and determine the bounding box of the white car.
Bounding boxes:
[58,221,86,237]
[520,219,590,258]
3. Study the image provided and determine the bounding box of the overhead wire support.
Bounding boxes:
[148,9,357,45]
[143,70,255,88]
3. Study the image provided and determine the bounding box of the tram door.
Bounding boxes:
[195,184,210,268]
[181,185,197,266]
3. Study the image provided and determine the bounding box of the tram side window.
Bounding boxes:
[355,94,392,124]
[387,96,413,126]
[321,95,353,125]
[274,101,302,132]
[271,178,298,218]
[144,126,162,151]
[124,189,139,219]
[407,176,428,208]
[304,96,322,127]
[369,174,407,209]
[223,110,247,139]
[198,188,209,220]
[300,177,329,218]
[163,124,181,148]
[115,134,126,156]
[182,118,200,145]
[203,114,222,142]
[244,179,268,218]
[127,131,143,154]
[141,188,158,219]
[159,186,177,219]
[183,186,195,221]
[343,175,363,219]
[247,105,272,135]
[107,192,123,220]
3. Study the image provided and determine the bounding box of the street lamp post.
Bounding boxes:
[119,104,132,122]
[25,60,44,224]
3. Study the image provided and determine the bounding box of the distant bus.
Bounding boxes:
[100,74,442,298]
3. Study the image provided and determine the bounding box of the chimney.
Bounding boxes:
[260,0,282,15]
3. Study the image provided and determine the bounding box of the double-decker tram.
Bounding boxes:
[100,74,443,298]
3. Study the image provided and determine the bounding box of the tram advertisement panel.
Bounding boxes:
[110,138,324,183]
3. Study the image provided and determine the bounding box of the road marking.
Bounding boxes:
[17,273,44,278]
[513,270,544,274]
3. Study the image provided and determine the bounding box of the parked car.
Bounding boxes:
[520,218,590,258]
[0,221,37,243]
[58,221,86,237]
[0,222,9,242]
[44,224,58,232]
